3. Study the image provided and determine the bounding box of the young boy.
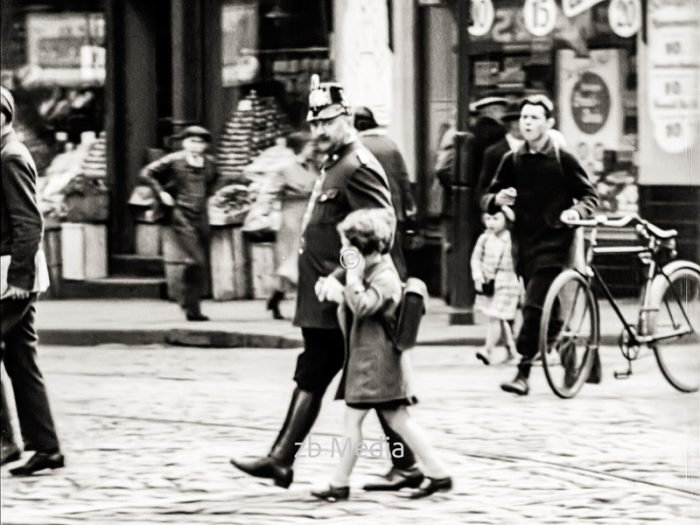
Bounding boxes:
[481,95,598,396]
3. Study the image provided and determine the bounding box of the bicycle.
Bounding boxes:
[538,214,700,399]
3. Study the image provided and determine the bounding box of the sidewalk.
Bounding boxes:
[36,297,634,348]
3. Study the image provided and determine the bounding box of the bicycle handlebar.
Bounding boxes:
[561,214,678,239]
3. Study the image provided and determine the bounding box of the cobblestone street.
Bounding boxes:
[1,343,698,524]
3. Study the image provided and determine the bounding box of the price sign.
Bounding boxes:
[523,0,558,37]
[654,117,696,154]
[468,0,495,37]
[608,0,642,38]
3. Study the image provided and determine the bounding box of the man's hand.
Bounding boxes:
[159,191,175,207]
[2,285,31,300]
[494,187,517,207]
[560,208,581,224]
[473,278,483,293]
[315,275,344,303]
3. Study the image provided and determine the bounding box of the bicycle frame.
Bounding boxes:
[580,224,693,349]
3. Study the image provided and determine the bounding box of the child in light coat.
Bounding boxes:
[471,210,520,365]
[311,208,452,502]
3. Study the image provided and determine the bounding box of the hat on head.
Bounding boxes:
[1,86,15,123]
[353,106,379,131]
[306,74,349,122]
[177,125,211,142]
[502,101,521,122]
[469,96,508,113]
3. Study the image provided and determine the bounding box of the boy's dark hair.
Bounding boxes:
[286,130,312,155]
[519,94,554,119]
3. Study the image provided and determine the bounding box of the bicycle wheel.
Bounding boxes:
[649,261,700,393]
[539,269,599,399]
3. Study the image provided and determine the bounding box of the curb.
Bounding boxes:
[38,329,620,349]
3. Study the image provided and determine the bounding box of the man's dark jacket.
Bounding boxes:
[358,130,415,222]
[477,137,510,200]
[1,128,43,290]
[472,116,506,186]
[294,140,393,328]
[481,137,599,275]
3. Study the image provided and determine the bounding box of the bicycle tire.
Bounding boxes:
[648,260,700,393]
[539,269,599,399]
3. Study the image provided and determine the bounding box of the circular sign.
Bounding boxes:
[523,0,558,37]
[571,72,611,135]
[608,0,642,38]
[468,0,495,37]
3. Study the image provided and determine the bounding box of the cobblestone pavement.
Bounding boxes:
[1,344,698,524]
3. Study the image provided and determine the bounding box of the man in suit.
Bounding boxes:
[353,106,416,280]
[231,76,426,494]
[1,86,64,475]
[477,102,523,200]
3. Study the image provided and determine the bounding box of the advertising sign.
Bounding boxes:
[523,0,558,37]
[647,0,700,154]
[608,0,642,38]
[468,0,495,37]
[221,2,259,87]
[557,49,624,176]
[561,0,605,18]
[25,13,106,86]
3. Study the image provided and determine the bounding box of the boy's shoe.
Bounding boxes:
[9,451,64,476]
[363,466,424,491]
[311,485,350,502]
[409,476,453,499]
[476,349,491,366]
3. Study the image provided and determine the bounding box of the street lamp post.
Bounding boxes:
[449,0,476,325]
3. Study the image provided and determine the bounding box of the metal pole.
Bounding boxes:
[449,0,476,325]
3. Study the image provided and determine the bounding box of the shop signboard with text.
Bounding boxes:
[24,13,105,87]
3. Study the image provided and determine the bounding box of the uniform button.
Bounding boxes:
[298,248,304,255]
[319,194,328,202]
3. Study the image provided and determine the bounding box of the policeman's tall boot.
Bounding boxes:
[230,387,322,488]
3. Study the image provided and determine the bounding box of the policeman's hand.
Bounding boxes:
[159,191,175,207]
[494,187,517,207]
[2,285,31,300]
[560,208,581,225]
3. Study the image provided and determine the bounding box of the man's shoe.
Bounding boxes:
[500,376,529,396]
[230,456,293,488]
[409,476,453,499]
[9,451,64,476]
[362,466,424,491]
[186,311,210,322]
[311,485,350,502]
[1,443,21,466]
[476,349,491,366]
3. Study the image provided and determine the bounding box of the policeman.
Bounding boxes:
[139,126,218,321]
[231,76,425,492]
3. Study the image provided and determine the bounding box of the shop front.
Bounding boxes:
[415,0,698,299]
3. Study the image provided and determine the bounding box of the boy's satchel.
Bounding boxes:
[384,277,428,351]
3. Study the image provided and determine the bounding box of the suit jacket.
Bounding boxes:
[477,138,510,200]
[293,140,394,328]
[359,130,415,222]
[1,127,47,291]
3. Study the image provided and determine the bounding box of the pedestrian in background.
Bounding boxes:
[311,208,452,502]
[482,95,599,396]
[477,102,523,200]
[231,76,425,492]
[353,106,417,280]
[1,86,64,476]
[471,210,519,365]
[265,130,319,320]
[138,126,219,321]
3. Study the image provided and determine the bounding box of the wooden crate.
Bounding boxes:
[250,242,277,299]
[61,223,107,280]
[209,226,250,300]
[135,223,162,256]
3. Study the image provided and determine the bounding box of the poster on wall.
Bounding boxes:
[647,0,699,154]
[557,49,633,213]
[221,2,259,88]
[24,13,106,87]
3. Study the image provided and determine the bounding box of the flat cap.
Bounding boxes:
[177,125,211,142]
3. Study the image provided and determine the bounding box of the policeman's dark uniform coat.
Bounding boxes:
[1,126,60,455]
[139,150,218,313]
